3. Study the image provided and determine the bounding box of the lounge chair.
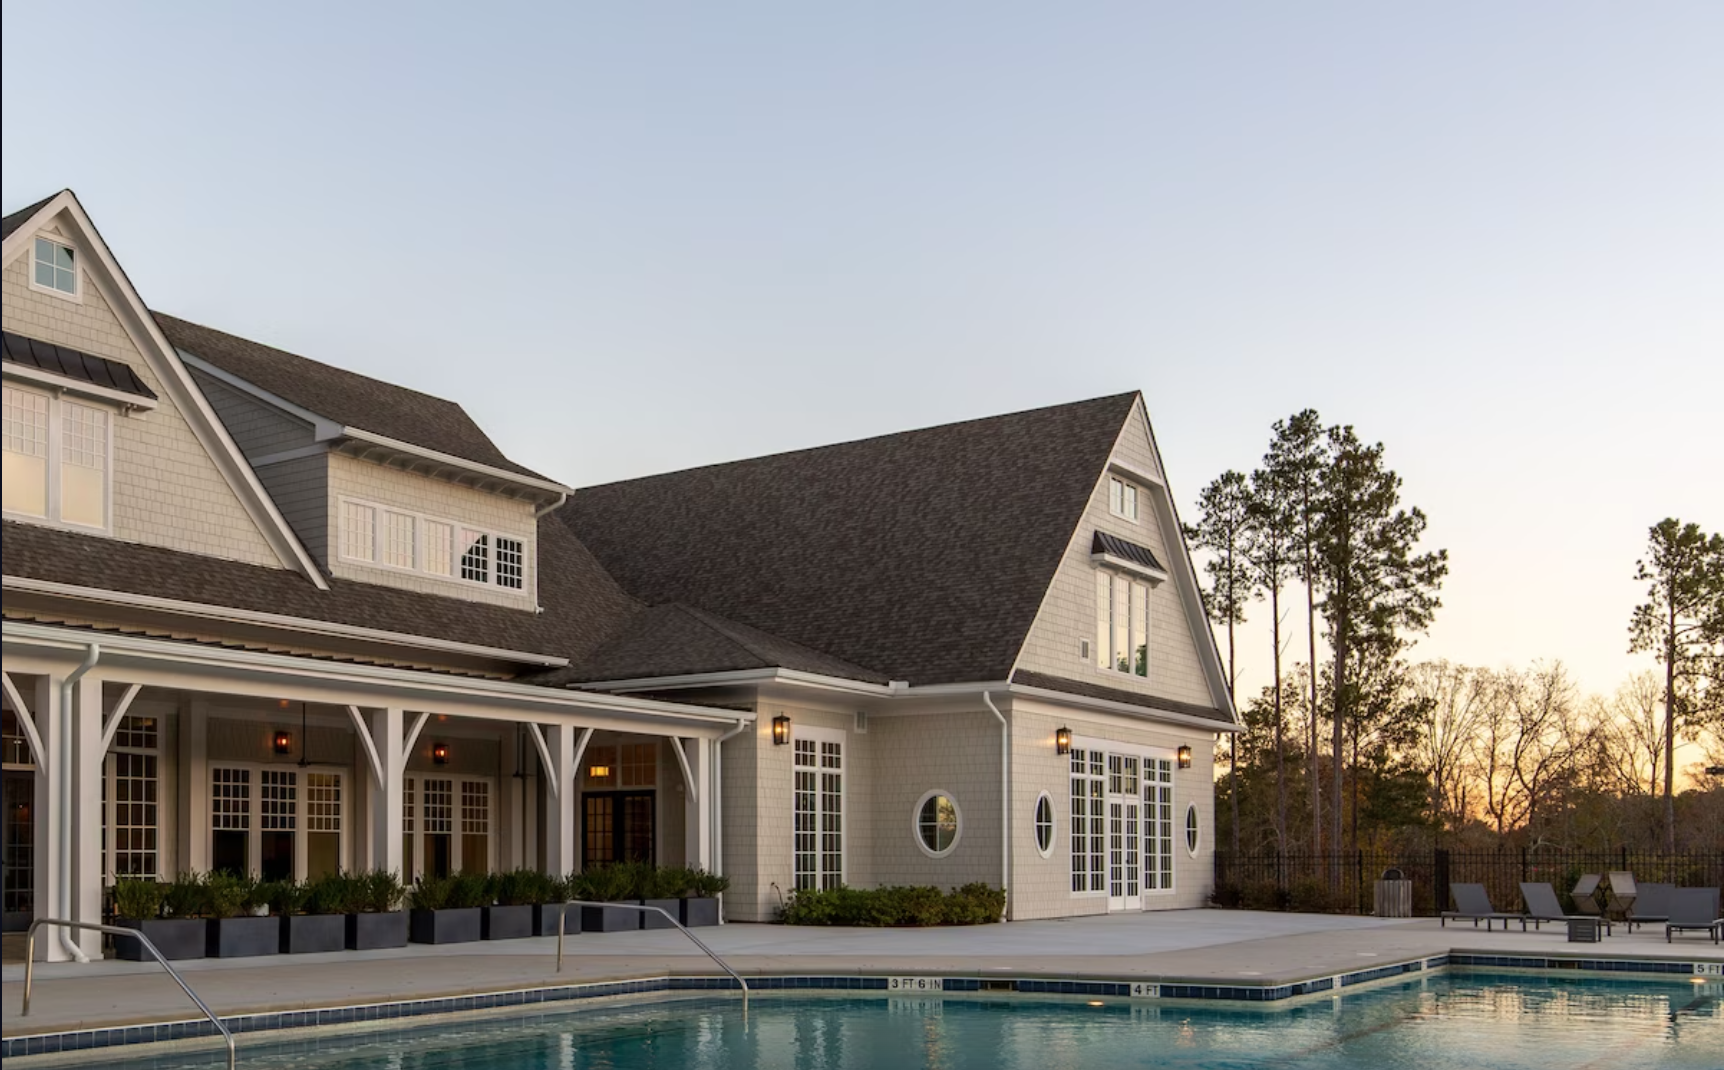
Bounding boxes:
[1605,871,1638,921]
[1665,888,1721,944]
[1520,882,1613,935]
[1627,883,1674,933]
[1441,883,1524,931]
[1572,874,1604,918]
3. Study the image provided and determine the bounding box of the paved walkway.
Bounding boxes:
[3,911,1719,1037]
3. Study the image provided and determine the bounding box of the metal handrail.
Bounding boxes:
[22,918,236,1070]
[556,900,749,1020]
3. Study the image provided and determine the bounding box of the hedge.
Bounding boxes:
[781,883,1005,926]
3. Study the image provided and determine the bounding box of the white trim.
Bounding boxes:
[403,711,431,758]
[1107,456,1164,489]
[526,722,558,799]
[3,575,569,667]
[341,428,571,498]
[1184,801,1201,858]
[912,788,962,859]
[2,363,158,412]
[336,494,533,598]
[789,722,846,890]
[1090,552,1168,586]
[578,667,902,696]
[671,735,697,794]
[1107,474,1141,522]
[3,619,751,733]
[1032,790,1055,859]
[0,671,44,767]
[97,682,143,753]
[346,705,385,787]
[207,762,351,881]
[3,382,116,533]
[1009,681,1241,734]
[0,192,329,588]
[26,235,82,303]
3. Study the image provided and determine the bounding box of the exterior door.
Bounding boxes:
[1,767,32,931]
[792,728,844,891]
[1107,754,1142,911]
[583,790,655,868]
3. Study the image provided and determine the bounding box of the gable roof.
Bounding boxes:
[3,331,157,400]
[561,393,1140,687]
[1,193,60,240]
[155,313,548,481]
[2,514,638,671]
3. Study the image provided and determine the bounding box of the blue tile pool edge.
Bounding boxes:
[3,953,1713,1060]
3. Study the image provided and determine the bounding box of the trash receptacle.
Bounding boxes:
[1374,868,1413,918]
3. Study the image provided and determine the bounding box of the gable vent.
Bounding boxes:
[854,711,869,734]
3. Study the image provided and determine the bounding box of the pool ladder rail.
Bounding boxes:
[20,917,237,1070]
[556,900,750,1021]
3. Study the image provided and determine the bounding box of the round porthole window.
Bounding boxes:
[1185,803,1200,856]
[1033,792,1055,858]
[914,790,961,858]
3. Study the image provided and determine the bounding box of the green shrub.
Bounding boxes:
[1241,879,1291,912]
[447,871,492,909]
[944,883,1006,924]
[163,871,206,918]
[305,873,351,915]
[114,878,167,921]
[493,868,556,906]
[781,884,1005,927]
[653,866,695,899]
[687,869,731,898]
[582,864,635,902]
[202,871,252,919]
[263,879,311,916]
[358,869,406,912]
[1209,880,1244,909]
[410,875,453,912]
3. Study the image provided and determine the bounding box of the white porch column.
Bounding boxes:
[682,737,713,870]
[71,676,106,958]
[30,675,67,962]
[367,708,405,877]
[178,697,210,873]
[542,725,576,877]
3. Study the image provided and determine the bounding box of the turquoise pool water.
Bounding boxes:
[93,972,1724,1070]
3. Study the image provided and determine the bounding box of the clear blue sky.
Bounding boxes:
[4,2,1719,703]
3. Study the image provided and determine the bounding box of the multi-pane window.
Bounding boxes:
[342,501,376,561]
[384,511,416,569]
[1108,476,1139,521]
[1144,758,1174,892]
[793,733,844,891]
[33,237,78,295]
[1070,748,1106,893]
[459,530,489,583]
[306,773,342,880]
[111,748,159,878]
[402,776,491,880]
[1096,571,1150,677]
[1034,794,1055,856]
[212,766,344,881]
[260,769,297,882]
[460,780,490,875]
[495,537,524,589]
[621,742,657,787]
[3,384,110,528]
[423,521,454,576]
[211,766,252,875]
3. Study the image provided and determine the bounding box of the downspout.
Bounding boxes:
[713,718,750,923]
[982,691,1009,921]
[532,491,568,520]
[58,644,100,962]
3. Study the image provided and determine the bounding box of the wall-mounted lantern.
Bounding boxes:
[432,741,450,765]
[772,714,791,746]
[1177,744,1192,769]
[273,730,293,755]
[1055,726,1072,755]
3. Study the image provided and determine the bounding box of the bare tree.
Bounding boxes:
[1470,663,1591,841]
[1405,660,1489,838]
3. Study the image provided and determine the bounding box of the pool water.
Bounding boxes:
[97,972,1724,1070]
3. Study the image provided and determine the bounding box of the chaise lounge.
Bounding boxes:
[1442,883,1524,931]
[1626,882,1674,934]
[1665,888,1722,944]
[1520,882,1613,935]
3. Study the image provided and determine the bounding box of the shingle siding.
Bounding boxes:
[188,368,316,458]
[254,453,329,564]
[1,248,282,568]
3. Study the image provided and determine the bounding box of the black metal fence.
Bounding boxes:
[1214,848,1724,916]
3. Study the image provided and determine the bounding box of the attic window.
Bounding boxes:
[459,530,490,583]
[32,238,78,297]
[1108,476,1139,521]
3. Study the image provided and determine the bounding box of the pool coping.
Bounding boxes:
[5,947,1721,1062]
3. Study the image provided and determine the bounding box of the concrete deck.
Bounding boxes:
[3,911,1719,1038]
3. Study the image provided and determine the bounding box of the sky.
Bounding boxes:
[3,2,1720,710]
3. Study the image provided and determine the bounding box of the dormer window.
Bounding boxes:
[3,383,110,529]
[338,496,529,595]
[32,237,79,298]
[1108,476,1139,521]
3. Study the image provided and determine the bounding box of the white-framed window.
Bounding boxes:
[1033,792,1055,858]
[32,237,79,298]
[792,726,845,891]
[3,383,112,530]
[1185,802,1201,857]
[1070,748,1106,894]
[1095,570,1150,677]
[1145,758,1175,891]
[105,715,160,879]
[1108,476,1139,521]
[401,775,494,880]
[336,496,531,595]
[209,764,348,882]
[913,790,961,858]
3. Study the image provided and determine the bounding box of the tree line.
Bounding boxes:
[1184,411,1723,863]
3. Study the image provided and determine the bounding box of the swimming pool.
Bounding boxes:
[70,972,1724,1070]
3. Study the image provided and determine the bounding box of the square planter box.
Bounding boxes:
[347,911,408,951]
[580,903,638,933]
[411,907,481,945]
[482,904,534,941]
[680,897,720,928]
[640,898,680,930]
[113,917,205,961]
[207,915,280,958]
[280,913,346,954]
[532,902,569,937]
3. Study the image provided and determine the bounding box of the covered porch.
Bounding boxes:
[0,620,748,961]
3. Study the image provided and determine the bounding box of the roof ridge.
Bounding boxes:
[575,391,1142,492]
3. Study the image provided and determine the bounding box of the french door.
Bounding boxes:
[792,727,844,891]
[582,791,655,868]
[402,775,493,880]
[1107,754,1142,911]
[209,765,347,882]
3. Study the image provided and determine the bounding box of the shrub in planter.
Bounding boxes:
[272,877,346,954]
[533,873,572,937]
[483,869,543,940]
[410,872,486,944]
[113,877,205,961]
[203,872,278,958]
[345,870,409,950]
[576,864,639,933]
[679,868,728,927]
[633,862,679,930]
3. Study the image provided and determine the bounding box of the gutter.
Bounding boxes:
[57,644,99,962]
[982,691,1010,921]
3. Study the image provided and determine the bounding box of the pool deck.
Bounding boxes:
[3,910,1720,1045]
